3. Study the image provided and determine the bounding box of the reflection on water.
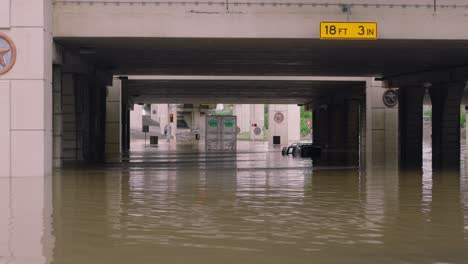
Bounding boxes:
[1,141,468,263]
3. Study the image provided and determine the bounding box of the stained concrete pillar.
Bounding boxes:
[365,79,399,169]
[105,78,121,161]
[61,73,78,161]
[52,66,63,167]
[120,77,130,153]
[429,82,465,170]
[313,106,329,163]
[345,100,361,166]
[328,103,346,165]
[399,85,426,169]
[313,99,360,167]
[87,74,107,163]
[268,104,300,145]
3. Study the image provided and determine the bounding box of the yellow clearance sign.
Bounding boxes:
[320,22,378,40]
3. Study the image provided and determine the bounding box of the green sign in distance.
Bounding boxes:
[208,119,218,127]
[224,120,234,128]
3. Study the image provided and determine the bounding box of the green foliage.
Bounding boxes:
[423,109,432,119]
[423,108,465,129]
[300,106,312,136]
[264,104,269,129]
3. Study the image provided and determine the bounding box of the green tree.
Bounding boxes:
[300,106,312,137]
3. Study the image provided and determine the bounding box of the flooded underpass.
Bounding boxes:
[47,141,468,264]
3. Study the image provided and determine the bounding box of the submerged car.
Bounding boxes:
[282,143,322,159]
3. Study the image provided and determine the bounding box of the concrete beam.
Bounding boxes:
[54,1,468,40]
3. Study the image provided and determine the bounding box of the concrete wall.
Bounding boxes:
[0,0,53,177]
[54,1,468,39]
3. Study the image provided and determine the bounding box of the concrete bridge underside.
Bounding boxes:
[4,1,468,177]
[55,37,468,77]
[50,35,468,172]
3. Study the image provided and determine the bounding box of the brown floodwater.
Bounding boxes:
[2,141,468,263]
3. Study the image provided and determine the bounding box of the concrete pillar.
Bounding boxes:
[0,1,53,177]
[130,104,143,131]
[345,100,361,166]
[466,106,468,155]
[250,104,264,140]
[233,104,251,134]
[0,0,54,263]
[429,82,465,170]
[313,99,359,166]
[120,77,130,152]
[313,106,330,163]
[328,103,346,165]
[105,78,121,161]
[52,66,62,167]
[192,105,201,141]
[365,79,399,169]
[268,104,300,145]
[399,85,426,169]
[88,74,107,163]
[157,104,169,135]
[61,73,79,162]
[168,104,178,143]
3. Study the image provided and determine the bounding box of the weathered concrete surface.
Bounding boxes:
[55,1,468,40]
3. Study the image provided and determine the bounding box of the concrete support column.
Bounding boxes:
[0,1,53,177]
[169,104,178,143]
[157,104,169,135]
[268,104,300,145]
[193,105,201,131]
[88,74,107,163]
[250,104,264,140]
[0,0,54,263]
[233,104,250,135]
[313,106,329,163]
[328,103,346,165]
[366,79,399,169]
[429,82,465,170]
[466,106,468,155]
[61,73,81,162]
[120,77,130,153]
[105,78,121,161]
[345,100,361,166]
[399,86,426,169]
[313,99,359,166]
[52,66,63,167]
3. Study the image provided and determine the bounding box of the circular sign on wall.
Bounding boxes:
[383,89,398,107]
[254,127,262,135]
[273,112,284,124]
[0,33,17,76]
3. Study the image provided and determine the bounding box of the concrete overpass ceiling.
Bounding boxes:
[55,37,468,77]
[126,79,365,104]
